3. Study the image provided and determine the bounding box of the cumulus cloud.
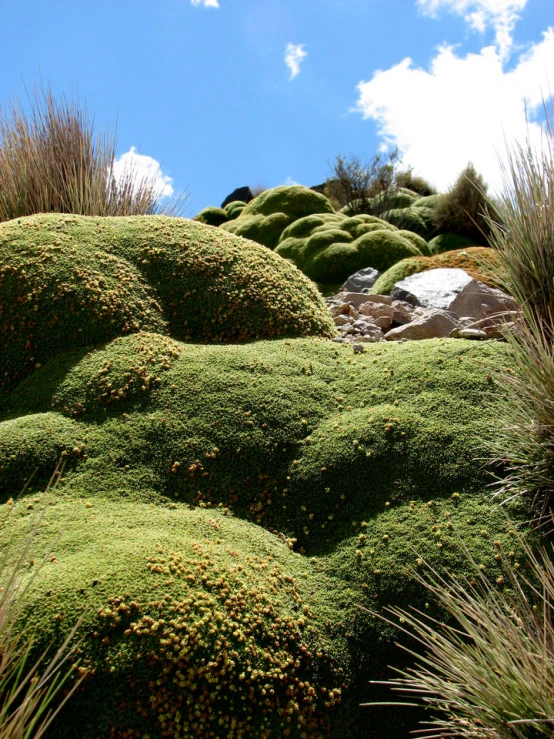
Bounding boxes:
[112,147,174,199]
[354,28,554,193]
[417,0,529,59]
[191,0,219,7]
[285,43,307,80]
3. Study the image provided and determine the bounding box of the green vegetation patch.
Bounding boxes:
[428,232,482,255]
[0,214,335,392]
[0,334,536,737]
[371,247,501,295]
[220,186,336,249]
[276,213,423,286]
[1,335,514,551]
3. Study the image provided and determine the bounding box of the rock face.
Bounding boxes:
[386,308,459,341]
[327,269,518,344]
[340,267,380,293]
[220,185,254,208]
[391,268,474,309]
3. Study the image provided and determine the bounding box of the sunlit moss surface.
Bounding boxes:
[0,213,335,392]
[0,331,535,738]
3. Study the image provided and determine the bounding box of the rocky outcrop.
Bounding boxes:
[327,268,517,345]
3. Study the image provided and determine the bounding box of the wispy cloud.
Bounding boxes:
[417,0,529,59]
[285,43,307,80]
[354,28,554,193]
[112,147,174,198]
[191,0,219,8]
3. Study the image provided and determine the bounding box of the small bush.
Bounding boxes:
[433,164,498,246]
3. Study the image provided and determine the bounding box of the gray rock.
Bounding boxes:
[386,309,459,341]
[391,268,474,310]
[353,344,365,354]
[391,300,414,325]
[334,315,353,327]
[340,267,380,293]
[448,279,518,322]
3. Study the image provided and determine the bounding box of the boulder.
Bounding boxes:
[340,267,380,293]
[386,308,459,341]
[221,186,254,209]
[448,278,518,323]
[391,268,474,309]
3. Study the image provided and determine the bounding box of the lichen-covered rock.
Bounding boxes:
[0,214,335,393]
[276,213,423,287]
[0,333,535,738]
[371,247,501,295]
[220,186,336,249]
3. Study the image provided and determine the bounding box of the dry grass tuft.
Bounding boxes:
[0,84,187,221]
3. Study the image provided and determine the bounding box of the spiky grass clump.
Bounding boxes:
[0,84,186,221]
[485,110,554,514]
[0,466,83,738]
[364,528,554,738]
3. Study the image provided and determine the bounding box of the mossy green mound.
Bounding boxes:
[427,232,481,255]
[276,213,423,286]
[339,188,419,217]
[194,206,230,227]
[240,186,335,221]
[0,335,535,738]
[371,247,501,295]
[0,214,335,392]
[4,489,531,739]
[220,186,335,249]
[1,335,513,548]
[380,207,436,241]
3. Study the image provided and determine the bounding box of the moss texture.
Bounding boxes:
[427,232,482,255]
[0,214,335,393]
[371,247,501,295]
[276,213,423,286]
[220,186,335,249]
[194,206,230,227]
[0,334,534,738]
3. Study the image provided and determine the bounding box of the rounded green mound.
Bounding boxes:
[7,497,348,739]
[0,214,335,392]
[194,206,230,227]
[1,334,514,549]
[220,186,335,249]
[427,232,481,255]
[339,188,419,217]
[371,246,501,295]
[240,186,335,221]
[0,335,536,737]
[380,207,436,241]
[276,214,422,286]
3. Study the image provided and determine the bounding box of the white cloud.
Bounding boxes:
[112,147,174,199]
[191,0,219,7]
[354,28,554,193]
[417,0,529,59]
[285,43,307,80]
[283,176,301,186]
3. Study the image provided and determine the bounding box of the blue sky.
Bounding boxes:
[0,0,552,215]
